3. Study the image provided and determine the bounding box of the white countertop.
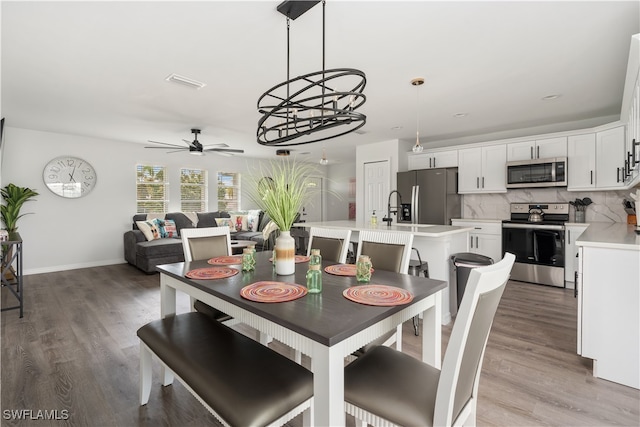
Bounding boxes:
[294,220,472,238]
[451,218,504,224]
[576,222,640,251]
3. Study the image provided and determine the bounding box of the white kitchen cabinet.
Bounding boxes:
[567,127,626,190]
[408,149,457,170]
[458,145,507,193]
[451,220,502,262]
[507,137,567,161]
[577,243,639,389]
[567,133,596,190]
[595,126,626,189]
[564,223,588,283]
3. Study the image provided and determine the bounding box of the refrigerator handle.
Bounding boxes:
[412,185,419,224]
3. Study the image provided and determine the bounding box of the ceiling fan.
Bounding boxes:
[145,129,244,156]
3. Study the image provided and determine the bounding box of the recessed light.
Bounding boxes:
[542,94,561,101]
[453,113,468,118]
[391,126,403,131]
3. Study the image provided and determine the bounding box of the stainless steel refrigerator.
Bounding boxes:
[396,168,461,225]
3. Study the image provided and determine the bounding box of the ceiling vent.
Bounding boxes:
[165,73,206,89]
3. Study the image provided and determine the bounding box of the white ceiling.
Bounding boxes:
[2,1,639,164]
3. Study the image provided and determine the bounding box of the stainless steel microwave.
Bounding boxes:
[506,157,567,188]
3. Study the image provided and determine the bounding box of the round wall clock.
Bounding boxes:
[43,156,97,198]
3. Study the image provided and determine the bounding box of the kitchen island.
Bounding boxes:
[293,220,473,324]
[576,222,640,389]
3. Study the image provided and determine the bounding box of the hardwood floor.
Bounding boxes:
[1,264,638,426]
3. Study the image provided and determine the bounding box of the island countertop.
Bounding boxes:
[293,220,473,238]
[576,222,640,251]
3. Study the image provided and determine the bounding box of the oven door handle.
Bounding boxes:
[502,223,565,231]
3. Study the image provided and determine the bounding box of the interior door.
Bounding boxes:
[363,161,389,222]
[301,176,323,223]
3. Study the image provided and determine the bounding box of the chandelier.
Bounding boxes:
[257,0,367,147]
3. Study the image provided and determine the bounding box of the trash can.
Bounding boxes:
[449,253,493,316]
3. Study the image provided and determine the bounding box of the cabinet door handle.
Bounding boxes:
[617,167,621,183]
[537,146,540,159]
[433,158,436,168]
[590,170,593,185]
[482,177,485,188]
[429,158,432,168]
[530,146,534,159]
[475,236,479,248]
[470,236,473,248]
[567,230,571,244]
[574,271,578,298]
[476,177,479,189]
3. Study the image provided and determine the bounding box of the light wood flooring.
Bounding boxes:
[1,263,638,426]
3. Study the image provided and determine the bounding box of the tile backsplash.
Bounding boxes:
[462,189,633,223]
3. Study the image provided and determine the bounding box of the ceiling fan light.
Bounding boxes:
[190,151,204,156]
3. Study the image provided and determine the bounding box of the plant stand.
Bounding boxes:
[1,232,24,318]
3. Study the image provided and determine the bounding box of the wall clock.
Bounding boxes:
[43,156,97,198]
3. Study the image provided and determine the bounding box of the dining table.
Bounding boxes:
[157,251,446,426]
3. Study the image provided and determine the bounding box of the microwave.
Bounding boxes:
[506,157,567,188]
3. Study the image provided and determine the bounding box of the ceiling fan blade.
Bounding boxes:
[203,143,230,148]
[147,140,188,148]
[204,148,244,154]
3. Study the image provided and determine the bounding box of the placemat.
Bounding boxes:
[324,264,374,276]
[185,266,239,280]
[240,281,308,303]
[343,285,414,306]
[207,255,243,265]
[268,255,310,263]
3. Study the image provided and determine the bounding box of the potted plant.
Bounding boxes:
[246,158,320,275]
[1,183,39,234]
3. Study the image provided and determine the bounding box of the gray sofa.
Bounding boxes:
[124,211,273,274]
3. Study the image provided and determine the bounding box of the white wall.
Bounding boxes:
[325,161,355,221]
[1,126,327,274]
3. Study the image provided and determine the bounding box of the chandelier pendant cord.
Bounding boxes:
[286,16,291,138]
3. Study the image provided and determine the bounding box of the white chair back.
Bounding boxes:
[355,230,414,274]
[434,252,515,426]
[306,227,352,264]
[180,227,232,262]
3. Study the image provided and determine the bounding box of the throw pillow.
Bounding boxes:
[215,217,233,228]
[136,220,161,241]
[247,210,261,231]
[231,214,248,232]
[163,219,177,237]
[155,218,177,238]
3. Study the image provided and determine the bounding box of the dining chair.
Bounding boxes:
[306,227,352,263]
[354,230,414,353]
[344,252,515,427]
[180,226,233,322]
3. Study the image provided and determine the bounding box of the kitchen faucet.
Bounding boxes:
[383,190,403,226]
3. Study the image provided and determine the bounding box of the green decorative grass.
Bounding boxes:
[246,159,320,231]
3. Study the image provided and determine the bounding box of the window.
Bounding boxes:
[180,168,208,212]
[217,172,240,212]
[136,164,168,213]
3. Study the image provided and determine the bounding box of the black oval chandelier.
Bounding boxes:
[257,0,367,147]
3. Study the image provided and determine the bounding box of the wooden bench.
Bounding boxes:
[137,312,313,426]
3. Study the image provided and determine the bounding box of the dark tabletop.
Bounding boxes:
[157,251,446,346]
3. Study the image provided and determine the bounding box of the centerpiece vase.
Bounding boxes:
[275,230,295,275]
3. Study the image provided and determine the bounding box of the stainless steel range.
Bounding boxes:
[502,202,569,287]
